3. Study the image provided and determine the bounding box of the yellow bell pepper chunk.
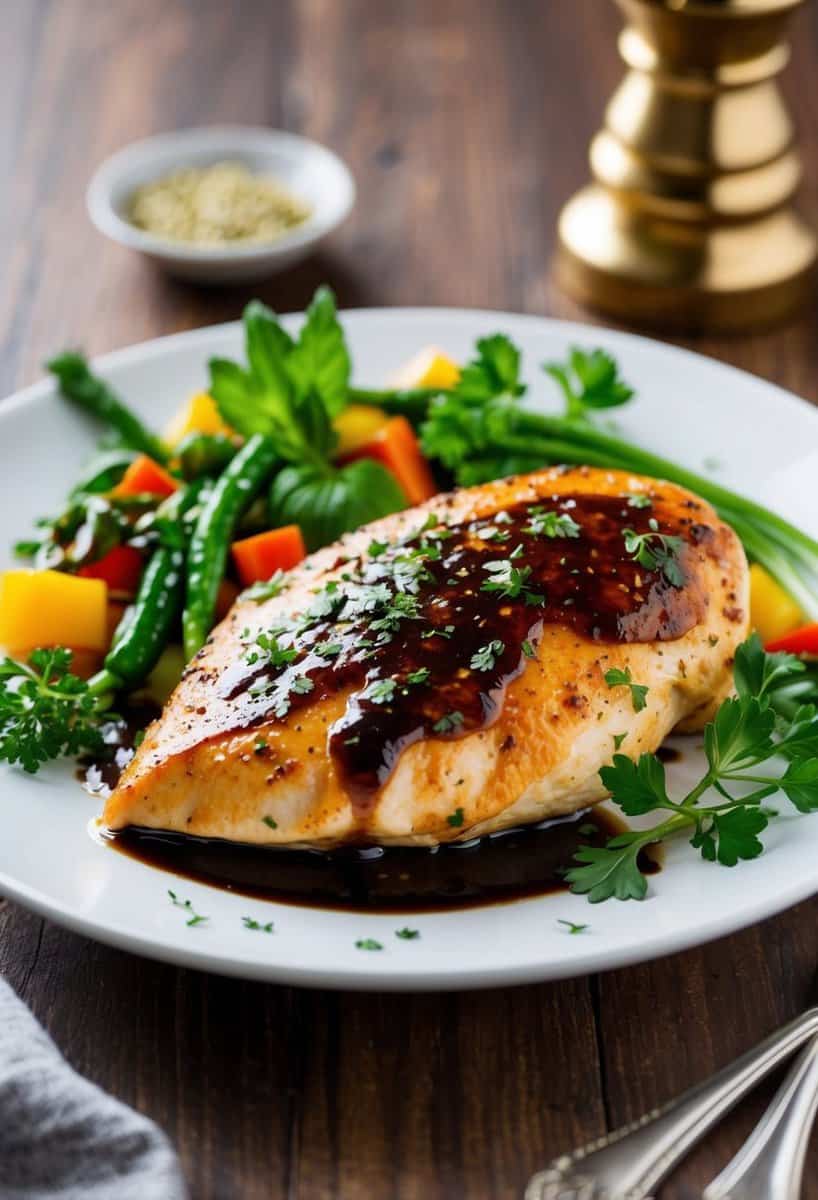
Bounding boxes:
[388,347,460,391]
[749,563,803,645]
[333,404,390,458]
[0,570,108,655]
[164,392,231,448]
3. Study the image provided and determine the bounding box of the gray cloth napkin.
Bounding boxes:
[0,977,187,1200]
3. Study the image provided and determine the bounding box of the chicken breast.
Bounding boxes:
[104,466,749,847]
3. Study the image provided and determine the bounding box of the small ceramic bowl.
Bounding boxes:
[87,125,355,284]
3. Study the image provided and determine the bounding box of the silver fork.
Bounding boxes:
[702,1035,818,1200]
[525,1008,818,1200]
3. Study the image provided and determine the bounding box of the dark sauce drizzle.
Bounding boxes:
[217,492,709,811]
[105,808,660,913]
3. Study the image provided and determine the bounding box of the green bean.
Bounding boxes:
[347,386,441,427]
[182,435,279,659]
[47,351,169,463]
[175,432,237,480]
[88,481,207,696]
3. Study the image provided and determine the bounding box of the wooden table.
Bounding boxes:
[2,2,818,1196]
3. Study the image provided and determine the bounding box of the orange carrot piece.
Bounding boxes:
[114,455,178,498]
[342,416,437,505]
[231,526,306,587]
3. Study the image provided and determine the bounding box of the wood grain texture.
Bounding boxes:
[0,1,817,1196]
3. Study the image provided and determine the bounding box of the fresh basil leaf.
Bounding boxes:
[285,286,350,417]
[269,459,406,551]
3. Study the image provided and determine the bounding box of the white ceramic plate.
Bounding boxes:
[1,309,817,991]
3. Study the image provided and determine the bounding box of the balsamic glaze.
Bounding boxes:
[214,491,712,810]
[105,807,659,913]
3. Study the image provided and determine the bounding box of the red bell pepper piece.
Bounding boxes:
[78,544,144,595]
[765,622,818,656]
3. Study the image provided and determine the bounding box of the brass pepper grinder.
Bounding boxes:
[556,0,817,332]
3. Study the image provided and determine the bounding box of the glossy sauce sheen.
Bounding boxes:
[220,493,708,810]
[107,807,658,912]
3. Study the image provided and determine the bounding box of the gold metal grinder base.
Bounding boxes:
[557,0,817,333]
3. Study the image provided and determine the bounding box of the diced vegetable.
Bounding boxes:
[231,525,306,586]
[0,570,108,654]
[388,346,460,391]
[765,622,818,655]
[333,404,389,458]
[164,392,232,448]
[114,455,179,499]
[749,563,803,645]
[78,544,144,595]
[342,416,437,505]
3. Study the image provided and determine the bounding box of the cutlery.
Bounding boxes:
[525,1008,818,1200]
[703,1035,818,1200]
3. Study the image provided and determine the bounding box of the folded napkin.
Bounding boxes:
[0,977,187,1200]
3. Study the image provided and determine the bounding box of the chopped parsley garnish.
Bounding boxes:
[168,890,208,927]
[355,938,383,951]
[522,640,536,659]
[522,507,581,539]
[475,524,511,543]
[314,641,342,659]
[241,570,287,603]
[243,916,274,933]
[626,492,652,510]
[395,927,420,940]
[434,712,465,735]
[261,815,278,829]
[368,539,388,557]
[480,559,542,605]
[366,678,397,705]
[604,667,649,713]
[406,667,431,686]
[612,732,628,750]
[254,738,268,755]
[446,806,465,827]
[470,640,505,672]
[623,520,685,587]
[557,919,589,934]
[244,633,298,669]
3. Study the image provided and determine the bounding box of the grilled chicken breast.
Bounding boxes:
[104,467,749,847]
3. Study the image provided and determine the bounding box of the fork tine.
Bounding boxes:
[525,1009,818,1200]
[702,1035,818,1200]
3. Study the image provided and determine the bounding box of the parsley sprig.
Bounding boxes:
[0,649,116,773]
[543,348,634,422]
[566,635,818,903]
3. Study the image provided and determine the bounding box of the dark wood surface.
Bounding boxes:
[2,2,818,1196]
